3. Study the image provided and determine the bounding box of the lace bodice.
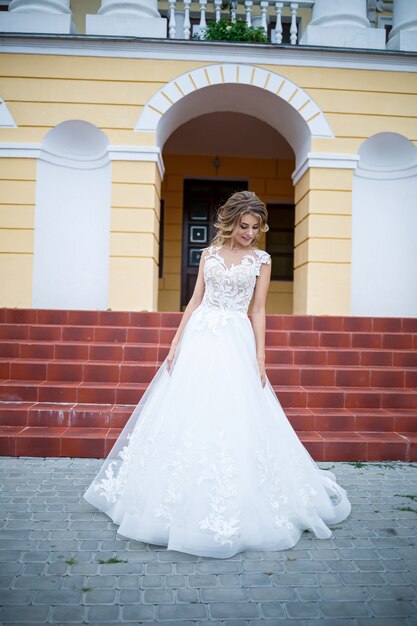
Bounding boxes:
[201,245,271,314]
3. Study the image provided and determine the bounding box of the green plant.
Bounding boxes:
[65,557,78,565]
[195,19,268,43]
[97,556,128,564]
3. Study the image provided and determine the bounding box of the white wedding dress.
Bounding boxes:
[84,245,351,558]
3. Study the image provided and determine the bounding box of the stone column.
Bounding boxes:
[300,0,385,49]
[0,0,75,34]
[86,0,167,38]
[388,0,417,52]
[292,155,359,315]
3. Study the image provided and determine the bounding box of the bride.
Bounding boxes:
[84,190,351,558]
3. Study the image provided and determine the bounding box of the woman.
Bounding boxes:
[84,190,351,558]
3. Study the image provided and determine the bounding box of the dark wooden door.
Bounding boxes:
[181,179,248,309]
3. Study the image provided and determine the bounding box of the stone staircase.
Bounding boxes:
[0,308,416,461]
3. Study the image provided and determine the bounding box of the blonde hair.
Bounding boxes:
[211,190,269,247]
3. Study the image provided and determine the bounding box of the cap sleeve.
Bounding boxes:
[254,249,271,276]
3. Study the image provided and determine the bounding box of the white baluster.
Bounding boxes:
[274,1,283,43]
[86,0,167,37]
[299,0,385,49]
[290,2,298,45]
[260,0,268,33]
[245,0,253,27]
[214,0,222,22]
[230,0,237,24]
[183,0,191,39]
[0,0,75,33]
[168,0,176,37]
[199,0,207,34]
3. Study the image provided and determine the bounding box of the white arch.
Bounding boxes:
[352,132,417,317]
[33,121,112,310]
[136,64,334,166]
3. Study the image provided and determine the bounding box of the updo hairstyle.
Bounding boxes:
[211,190,269,247]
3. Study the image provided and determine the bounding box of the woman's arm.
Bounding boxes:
[251,261,271,387]
[166,250,207,373]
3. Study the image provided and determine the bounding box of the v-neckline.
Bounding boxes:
[214,245,257,272]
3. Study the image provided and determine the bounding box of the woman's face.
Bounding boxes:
[232,212,260,248]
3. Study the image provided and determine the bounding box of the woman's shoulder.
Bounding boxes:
[253,248,271,264]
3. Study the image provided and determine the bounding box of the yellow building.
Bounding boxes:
[1,0,417,317]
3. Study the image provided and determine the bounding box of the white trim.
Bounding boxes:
[0,142,41,158]
[292,152,360,184]
[1,35,417,73]
[136,64,334,141]
[108,145,165,178]
[0,142,165,178]
[0,97,17,128]
[355,161,417,180]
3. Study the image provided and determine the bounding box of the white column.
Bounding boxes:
[300,0,385,49]
[86,0,167,38]
[0,0,75,33]
[388,0,417,52]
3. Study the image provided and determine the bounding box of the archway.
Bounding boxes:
[135,64,334,313]
[352,132,417,316]
[33,120,111,309]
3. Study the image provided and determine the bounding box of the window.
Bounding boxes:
[266,204,295,281]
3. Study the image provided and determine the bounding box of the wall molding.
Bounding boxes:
[0,142,165,177]
[1,35,417,73]
[292,153,360,184]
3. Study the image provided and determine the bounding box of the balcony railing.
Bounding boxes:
[165,0,315,43]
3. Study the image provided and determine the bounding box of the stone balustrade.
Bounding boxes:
[0,0,416,52]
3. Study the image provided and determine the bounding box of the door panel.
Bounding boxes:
[181,179,248,309]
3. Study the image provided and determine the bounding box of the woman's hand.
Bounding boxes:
[166,342,178,374]
[257,356,266,388]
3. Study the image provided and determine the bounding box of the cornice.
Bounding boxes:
[1,34,417,73]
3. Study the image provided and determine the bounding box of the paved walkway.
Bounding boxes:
[0,458,416,626]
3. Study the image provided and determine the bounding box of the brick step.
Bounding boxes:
[0,402,415,433]
[0,424,415,461]
[1,358,417,388]
[1,324,416,350]
[2,308,417,334]
[1,340,416,368]
[1,380,417,409]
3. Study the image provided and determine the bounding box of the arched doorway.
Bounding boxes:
[135,64,333,313]
[33,121,111,310]
[352,132,417,317]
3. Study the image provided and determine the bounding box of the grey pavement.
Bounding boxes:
[0,457,416,625]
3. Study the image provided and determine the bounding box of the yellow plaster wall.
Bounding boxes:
[0,158,35,307]
[1,51,417,313]
[109,161,161,311]
[159,154,295,314]
[293,168,353,315]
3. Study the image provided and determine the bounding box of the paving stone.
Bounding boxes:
[1,458,416,626]
[241,573,273,586]
[84,588,117,604]
[189,574,218,588]
[143,588,174,603]
[87,604,121,622]
[0,605,50,623]
[157,603,208,620]
[209,602,259,619]
[50,605,86,623]
[200,587,249,602]
[34,589,83,604]
[284,601,321,618]
[319,601,371,617]
[368,600,417,617]
[118,588,141,603]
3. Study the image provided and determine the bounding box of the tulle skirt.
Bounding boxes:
[84,304,351,558]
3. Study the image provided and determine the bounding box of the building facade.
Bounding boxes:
[0,0,417,316]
